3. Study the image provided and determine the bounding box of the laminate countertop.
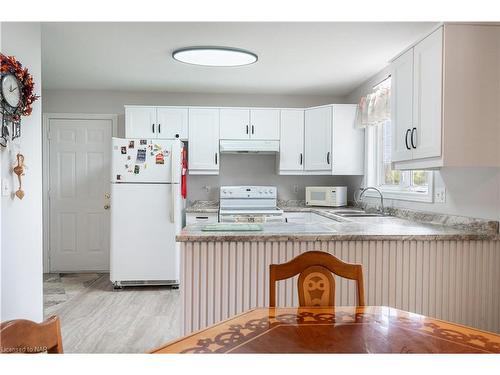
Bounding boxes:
[178,216,498,242]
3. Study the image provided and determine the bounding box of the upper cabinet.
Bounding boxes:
[156,107,188,140]
[304,106,332,173]
[188,108,220,175]
[219,109,249,140]
[279,109,305,173]
[391,24,499,169]
[279,105,364,175]
[391,27,443,165]
[220,108,280,140]
[125,106,188,140]
[391,48,414,162]
[125,106,156,139]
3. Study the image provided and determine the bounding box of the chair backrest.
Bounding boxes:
[269,251,365,307]
[0,316,63,354]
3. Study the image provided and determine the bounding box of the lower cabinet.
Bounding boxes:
[185,212,218,225]
[188,108,220,175]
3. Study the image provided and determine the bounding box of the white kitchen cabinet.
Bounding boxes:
[125,106,156,139]
[391,48,414,162]
[220,108,279,140]
[304,106,332,173]
[332,104,364,175]
[393,24,500,169]
[250,109,280,140]
[156,107,188,140]
[186,212,218,225]
[188,108,220,175]
[390,27,443,167]
[279,109,304,173]
[219,109,250,140]
[412,28,443,160]
[125,106,188,140]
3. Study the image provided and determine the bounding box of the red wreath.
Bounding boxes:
[0,53,40,119]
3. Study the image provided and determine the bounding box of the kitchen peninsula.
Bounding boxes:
[178,204,500,336]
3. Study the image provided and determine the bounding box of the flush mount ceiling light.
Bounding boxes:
[172,47,258,67]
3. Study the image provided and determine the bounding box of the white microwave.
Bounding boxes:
[305,186,347,207]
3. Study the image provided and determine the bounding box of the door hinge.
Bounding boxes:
[47,189,51,200]
[47,131,52,140]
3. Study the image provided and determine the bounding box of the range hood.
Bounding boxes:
[219,140,279,154]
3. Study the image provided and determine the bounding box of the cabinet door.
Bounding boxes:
[156,107,188,140]
[188,108,220,174]
[304,106,332,172]
[332,104,364,175]
[219,109,250,140]
[125,107,156,139]
[250,109,280,140]
[391,48,414,162]
[279,109,304,173]
[412,27,443,160]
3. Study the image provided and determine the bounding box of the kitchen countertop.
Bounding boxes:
[180,200,499,242]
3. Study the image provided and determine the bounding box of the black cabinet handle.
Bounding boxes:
[327,152,330,164]
[246,125,249,134]
[300,153,303,165]
[251,125,254,134]
[152,124,155,133]
[215,153,218,165]
[411,127,417,149]
[158,124,161,133]
[405,129,411,150]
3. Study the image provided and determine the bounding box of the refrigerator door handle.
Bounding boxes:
[170,184,175,223]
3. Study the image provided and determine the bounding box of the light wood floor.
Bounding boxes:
[43,274,182,353]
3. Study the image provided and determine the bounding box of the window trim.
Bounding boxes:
[364,124,434,203]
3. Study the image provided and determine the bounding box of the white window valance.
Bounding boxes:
[355,86,391,128]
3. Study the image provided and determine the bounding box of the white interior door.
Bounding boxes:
[48,117,113,271]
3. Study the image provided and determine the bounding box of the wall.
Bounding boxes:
[1,23,43,322]
[187,154,362,203]
[42,89,345,137]
[345,65,500,221]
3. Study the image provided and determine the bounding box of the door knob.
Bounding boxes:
[104,204,110,210]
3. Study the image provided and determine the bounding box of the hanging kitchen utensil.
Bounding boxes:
[13,153,25,200]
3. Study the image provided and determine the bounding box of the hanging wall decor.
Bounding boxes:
[0,53,40,147]
[13,153,25,200]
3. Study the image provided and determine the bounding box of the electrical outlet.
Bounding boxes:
[2,179,11,197]
[435,187,446,203]
[293,184,299,193]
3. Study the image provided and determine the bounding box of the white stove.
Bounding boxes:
[219,186,284,223]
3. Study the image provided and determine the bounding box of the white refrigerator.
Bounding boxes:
[110,137,183,288]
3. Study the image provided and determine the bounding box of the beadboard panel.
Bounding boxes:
[181,240,500,334]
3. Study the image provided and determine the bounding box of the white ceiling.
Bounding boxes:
[41,22,437,96]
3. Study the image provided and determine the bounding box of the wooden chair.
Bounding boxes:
[269,251,365,307]
[0,316,63,354]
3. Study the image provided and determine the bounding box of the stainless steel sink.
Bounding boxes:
[338,213,385,217]
[327,209,385,218]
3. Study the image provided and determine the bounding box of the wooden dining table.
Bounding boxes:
[152,306,500,354]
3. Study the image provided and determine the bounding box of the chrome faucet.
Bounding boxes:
[357,187,385,215]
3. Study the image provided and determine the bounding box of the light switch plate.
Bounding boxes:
[435,187,446,203]
[2,179,10,197]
